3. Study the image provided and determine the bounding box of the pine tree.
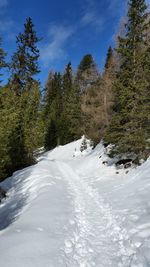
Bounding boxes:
[104,47,114,72]
[8,116,29,172]
[44,118,57,150]
[105,0,150,160]
[76,54,98,93]
[102,46,115,127]
[62,62,81,144]
[44,72,63,149]
[23,81,42,155]
[7,18,41,171]
[0,19,42,181]
[10,17,40,94]
[0,87,29,180]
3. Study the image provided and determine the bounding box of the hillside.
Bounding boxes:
[0,138,150,266]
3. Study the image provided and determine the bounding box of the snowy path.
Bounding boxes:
[0,139,150,266]
[58,161,138,267]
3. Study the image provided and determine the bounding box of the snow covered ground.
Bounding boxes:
[0,138,150,267]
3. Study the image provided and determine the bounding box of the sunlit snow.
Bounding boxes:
[0,137,150,266]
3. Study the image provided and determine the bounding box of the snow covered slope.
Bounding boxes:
[0,138,150,267]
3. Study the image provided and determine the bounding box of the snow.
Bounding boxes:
[0,138,150,266]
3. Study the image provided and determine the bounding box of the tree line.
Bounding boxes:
[0,0,150,181]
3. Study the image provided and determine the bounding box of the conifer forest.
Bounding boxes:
[1,0,150,182]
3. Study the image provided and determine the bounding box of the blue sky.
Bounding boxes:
[0,0,149,86]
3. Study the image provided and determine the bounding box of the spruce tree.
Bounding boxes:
[102,46,115,127]
[8,18,41,169]
[105,0,150,160]
[104,47,114,72]
[10,17,40,94]
[76,54,98,93]
[23,81,42,155]
[0,87,28,180]
[44,72,63,149]
[62,62,81,144]
[44,119,57,150]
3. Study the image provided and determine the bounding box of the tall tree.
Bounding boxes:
[76,54,99,93]
[0,87,29,180]
[44,72,63,149]
[62,62,81,144]
[7,18,41,171]
[105,0,150,160]
[102,46,115,127]
[10,17,40,94]
[0,38,6,84]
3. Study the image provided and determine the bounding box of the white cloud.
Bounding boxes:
[81,11,103,29]
[80,0,104,31]
[0,0,8,8]
[80,0,126,31]
[40,24,74,67]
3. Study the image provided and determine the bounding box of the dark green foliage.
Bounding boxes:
[0,18,42,181]
[76,54,98,93]
[44,62,82,150]
[62,62,81,143]
[1,4,150,183]
[0,88,26,180]
[45,119,57,150]
[10,17,40,94]
[0,38,6,84]
[104,47,114,71]
[105,0,150,160]
[44,72,63,149]
[77,54,96,72]
[7,117,29,173]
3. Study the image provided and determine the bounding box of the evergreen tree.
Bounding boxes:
[102,46,115,127]
[7,18,41,173]
[105,0,150,160]
[44,72,63,149]
[22,81,42,155]
[76,54,98,93]
[44,62,81,150]
[104,47,114,71]
[0,38,6,84]
[0,87,29,180]
[0,19,42,181]
[77,54,96,71]
[45,119,57,150]
[8,117,29,173]
[10,17,40,94]
[62,62,81,144]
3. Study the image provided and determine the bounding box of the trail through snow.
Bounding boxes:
[58,161,140,267]
[0,138,150,266]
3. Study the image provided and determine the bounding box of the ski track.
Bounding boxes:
[57,161,143,267]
